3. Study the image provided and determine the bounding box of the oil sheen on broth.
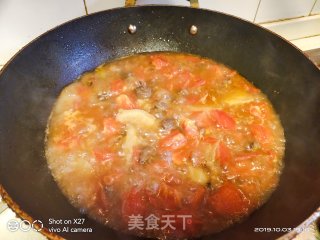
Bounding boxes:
[45,52,285,239]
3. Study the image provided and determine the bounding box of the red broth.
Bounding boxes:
[45,52,285,239]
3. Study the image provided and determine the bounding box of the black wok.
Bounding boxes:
[0,4,319,240]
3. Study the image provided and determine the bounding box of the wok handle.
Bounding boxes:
[125,0,199,8]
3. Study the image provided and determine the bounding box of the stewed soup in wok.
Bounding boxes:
[45,52,285,239]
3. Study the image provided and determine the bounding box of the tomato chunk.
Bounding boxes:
[189,186,206,209]
[172,148,190,166]
[154,183,182,210]
[216,142,232,166]
[122,188,148,219]
[150,55,169,69]
[191,111,212,128]
[203,136,217,144]
[189,78,206,88]
[102,117,122,136]
[115,94,137,109]
[177,71,203,89]
[250,124,272,145]
[235,150,272,161]
[103,172,123,186]
[191,110,236,130]
[159,130,187,150]
[185,94,201,104]
[110,79,125,94]
[209,182,249,217]
[55,127,80,148]
[93,147,116,162]
[210,110,236,130]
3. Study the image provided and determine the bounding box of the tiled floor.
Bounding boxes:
[255,0,316,23]
[85,0,125,14]
[199,0,260,21]
[0,0,86,65]
[137,0,189,6]
[261,15,320,42]
[312,0,320,14]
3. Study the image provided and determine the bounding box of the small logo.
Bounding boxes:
[7,219,19,232]
[20,220,32,232]
[7,219,44,232]
[32,220,44,232]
